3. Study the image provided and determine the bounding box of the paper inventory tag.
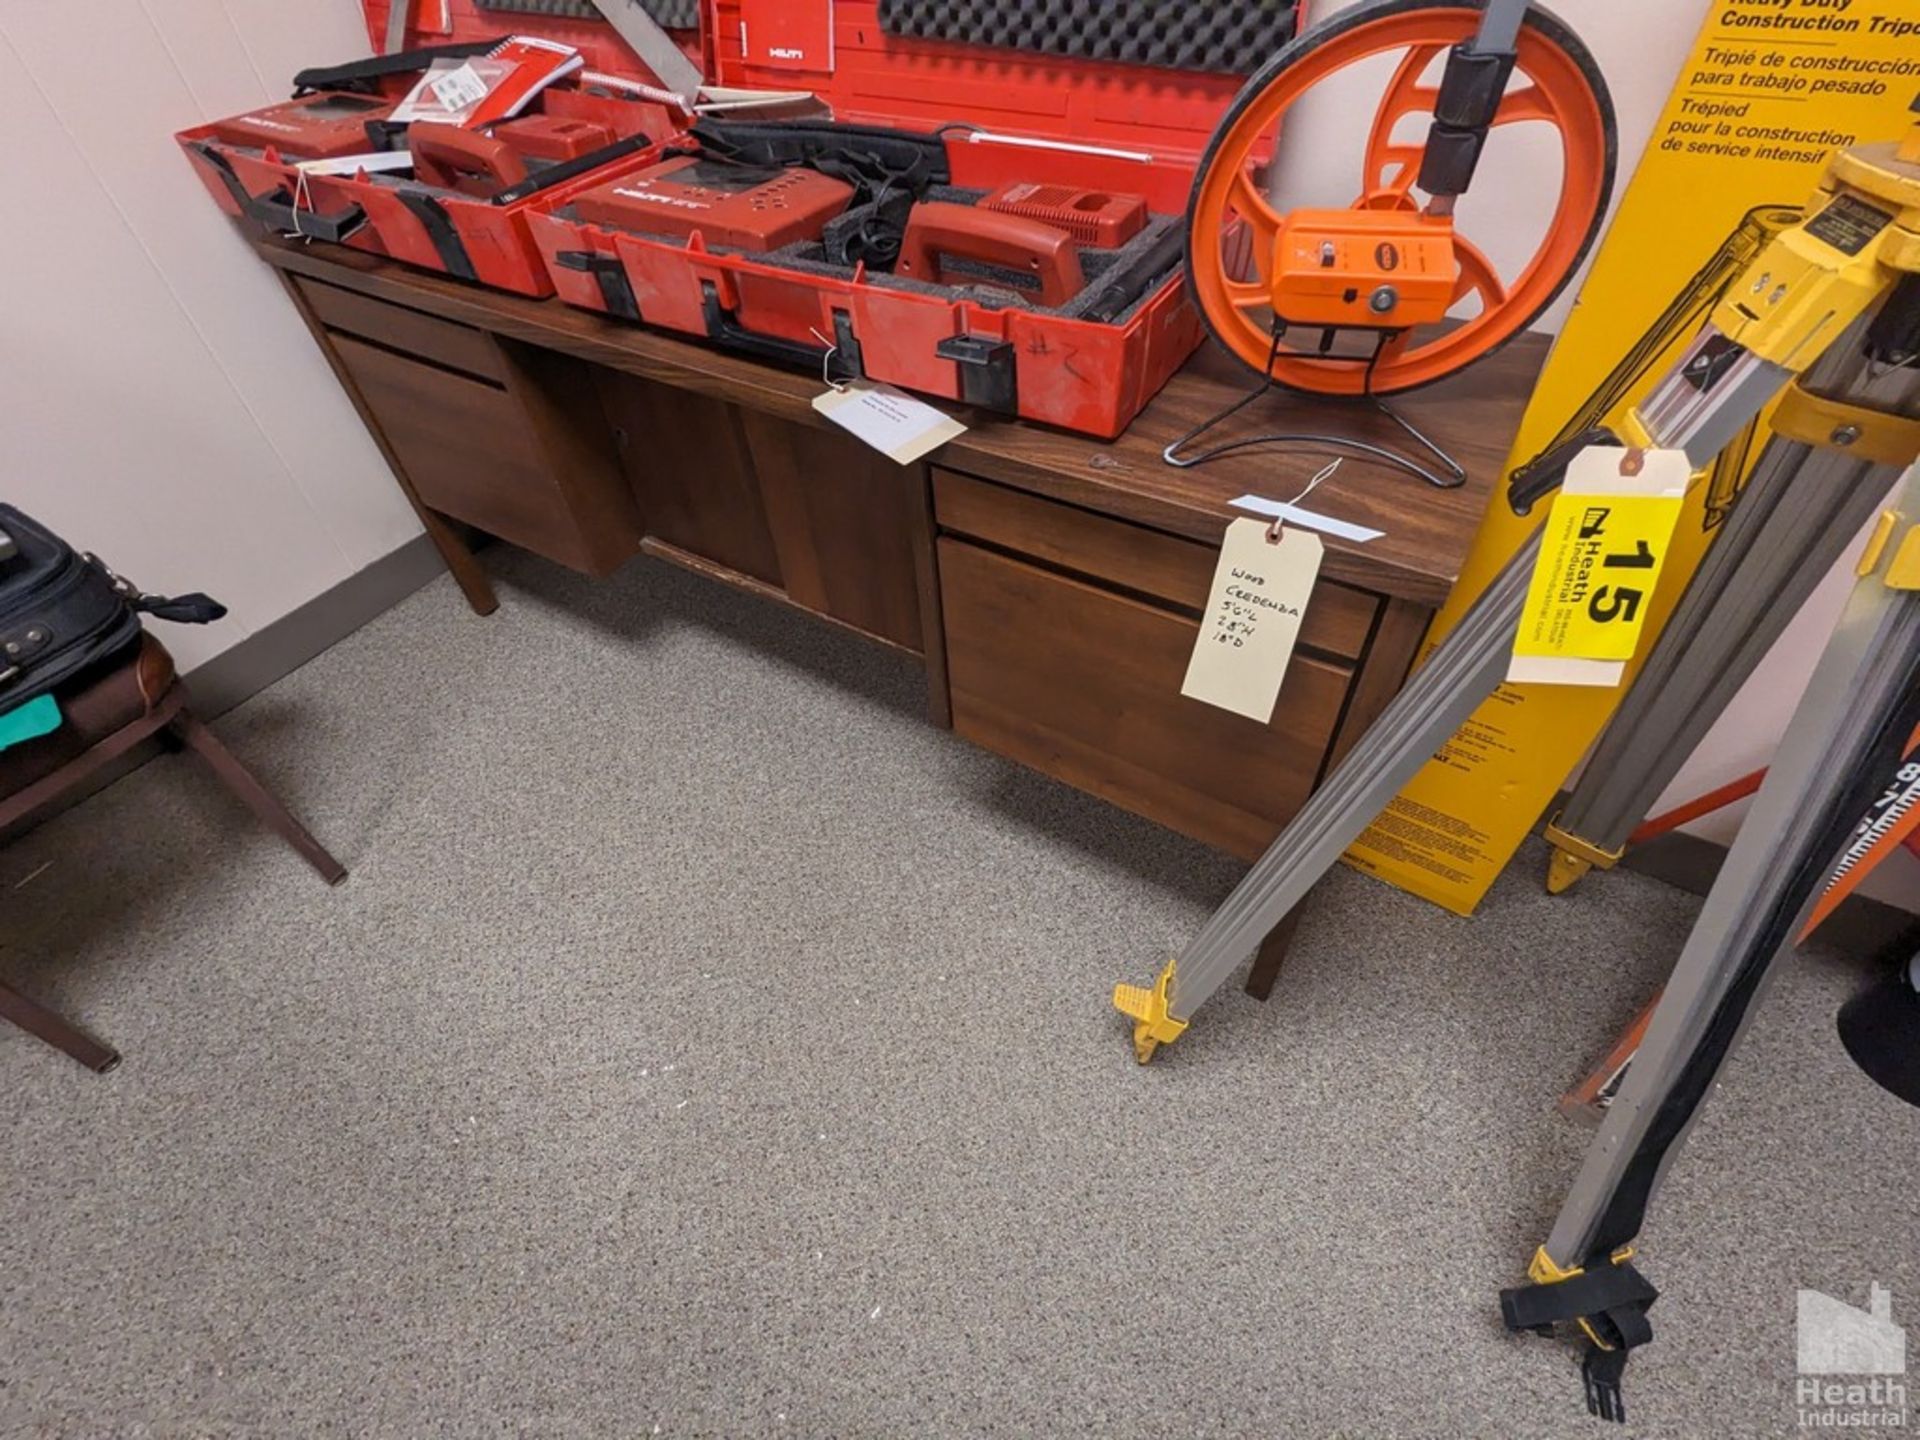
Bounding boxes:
[1182,519,1324,723]
[1507,446,1690,688]
[812,382,966,466]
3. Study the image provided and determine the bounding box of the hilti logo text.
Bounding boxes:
[244,116,303,133]
[769,47,806,59]
[611,188,712,211]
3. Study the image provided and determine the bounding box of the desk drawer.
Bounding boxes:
[940,538,1351,860]
[332,334,624,573]
[933,467,1376,662]
[296,277,506,383]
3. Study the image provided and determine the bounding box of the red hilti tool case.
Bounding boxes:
[522,0,1303,437]
[175,21,688,295]
[179,0,1300,433]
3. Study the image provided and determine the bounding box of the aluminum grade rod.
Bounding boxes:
[1162,351,1794,1028]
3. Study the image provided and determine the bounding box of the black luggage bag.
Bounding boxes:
[0,505,226,711]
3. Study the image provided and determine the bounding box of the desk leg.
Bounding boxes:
[277,274,499,616]
[907,461,952,729]
[0,981,120,1072]
[1244,904,1305,1002]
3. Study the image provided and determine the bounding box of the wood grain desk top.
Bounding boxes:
[255,236,1549,607]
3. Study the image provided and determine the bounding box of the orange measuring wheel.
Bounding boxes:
[1188,0,1615,396]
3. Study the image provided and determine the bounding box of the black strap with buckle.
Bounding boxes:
[1501,1258,1659,1424]
[554,252,641,321]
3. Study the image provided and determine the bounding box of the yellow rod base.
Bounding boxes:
[1542,818,1625,895]
[1113,958,1187,1065]
[1546,848,1594,895]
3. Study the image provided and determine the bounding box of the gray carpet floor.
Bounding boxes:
[2,548,1915,1440]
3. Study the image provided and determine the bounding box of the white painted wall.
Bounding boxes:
[0,2,413,676]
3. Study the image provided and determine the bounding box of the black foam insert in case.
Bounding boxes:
[475,0,701,31]
[875,0,1296,74]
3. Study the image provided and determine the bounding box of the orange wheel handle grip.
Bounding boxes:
[409,122,528,195]
[896,203,1086,307]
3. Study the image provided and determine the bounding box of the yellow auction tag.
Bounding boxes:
[1508,446,1692,688]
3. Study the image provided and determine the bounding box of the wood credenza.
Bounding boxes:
[261,235,1543,865]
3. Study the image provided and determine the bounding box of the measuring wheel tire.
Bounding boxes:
[1187,0,1617,396]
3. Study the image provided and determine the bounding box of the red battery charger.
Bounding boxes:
[978,183,1149,248]
[404,118,618,199]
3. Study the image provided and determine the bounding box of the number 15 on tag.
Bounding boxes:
[1508,446,1690,688]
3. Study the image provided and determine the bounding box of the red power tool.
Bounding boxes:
[493,114,618,163]
[406,117,618,198]
[408,124,529,197]
[569,156,856,251]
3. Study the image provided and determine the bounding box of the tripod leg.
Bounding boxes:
[1502,474,1920,1422]
[1545,333,1920,892]
[1113,532,1543,1061]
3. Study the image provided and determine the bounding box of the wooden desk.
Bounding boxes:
[255,235,1545,867]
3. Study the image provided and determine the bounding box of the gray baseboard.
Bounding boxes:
[186,533,446,717]
[0,536,446,846]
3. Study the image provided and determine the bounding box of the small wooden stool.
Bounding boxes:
[0,635,344,1071]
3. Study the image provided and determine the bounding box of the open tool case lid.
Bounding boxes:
[363,1,704,83]
[707,0,1288,169]
[370,1,1288,156]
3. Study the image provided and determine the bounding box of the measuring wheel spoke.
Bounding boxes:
[1453,236,1511,310]
[1230,169,1284,240]
[1492,83,1556,127]
[1224,279,1272,312]
[1371,47,1445,136]
[1382,82,1441,129]
[1363,46,1445,193]
[1229,170,1284,282]
[1368,146,1426,203]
